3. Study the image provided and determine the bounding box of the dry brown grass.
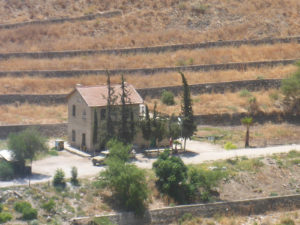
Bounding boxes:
[0,0,300,52]
[146,89,283,115]
[0,103,67,125]
[1,43,300,71]
[0,66,295,94]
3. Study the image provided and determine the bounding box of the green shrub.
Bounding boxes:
[0,212,12,223]
[70,166,79,186]
[161,90,175,105]
[0,204,2,212]
[153,150,192,203]
[42,199,56,213]
[239,89,252,97]
[14,201,32,213]
[224,142,237,150]
[53,169,66,188]
[0,161,14,181]
[287,150,300,158]
[279,218,295,225]
[22,207,37,220]
[178,213,193,224]
[93,217,115,225]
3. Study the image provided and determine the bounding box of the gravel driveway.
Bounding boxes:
[1,141,300,187]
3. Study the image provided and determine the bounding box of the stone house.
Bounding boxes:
[67,84,145,152]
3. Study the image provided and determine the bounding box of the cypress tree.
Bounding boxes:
[93,109,98,148]
[179,72,196,151]
[119,75,130,143]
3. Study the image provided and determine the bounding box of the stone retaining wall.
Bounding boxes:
[0,10,121,30]
[0,59,297,77]
[1,36,300,59]
[0,123,67,139]
[71,194,300,225]
[0,79,282,105]
[0,112,298,139]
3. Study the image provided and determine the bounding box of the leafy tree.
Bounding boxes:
[161,90,175,105]
[152,103,167,148]
[53,168,66,188]
[281,62,300,113]
[98,141,148,215]
[8,128,48,176]
[106,139,132,163]
[179,72,196,151]
[153,150,192,203]
[168,114,181,140]
[241,117,253,148]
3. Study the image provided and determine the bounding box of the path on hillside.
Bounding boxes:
[1,141,299,187]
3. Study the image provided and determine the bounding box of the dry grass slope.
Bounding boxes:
[0,43,300,71]
[0,0,300,52]
[0,66,295,94]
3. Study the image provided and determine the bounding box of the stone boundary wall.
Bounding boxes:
[0,112,298,139]
[0,10,121,30]
[71,194,300,225]
[194,112,300,126]
[0,94,67,105]
[0,79,282,105]
[0,59,297,77]
[0,123,67,139]
[1,36,300,59]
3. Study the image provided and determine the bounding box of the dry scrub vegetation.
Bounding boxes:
[0,103,67,125]
[1,43,300,71]
[0,0,300,52]
[0,66,295,94]
[146,89,283,115]
[197,123,300,148]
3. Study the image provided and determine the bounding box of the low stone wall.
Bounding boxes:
[194,112,300,126]
[0,79,282,105]
[0,94,67,105]
[0,59,297,77]
[137,79,282,98]
[1,36,300,59]
[0,10,121,30]
[71,194,300,225]
[0,123,67,139]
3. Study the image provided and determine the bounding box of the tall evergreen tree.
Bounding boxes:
[179,72,196,151]
[141,105,152,148]
[93,109,98,149]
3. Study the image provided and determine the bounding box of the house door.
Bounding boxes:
[82,133,86,150]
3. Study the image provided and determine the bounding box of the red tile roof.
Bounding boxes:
[72,84,143,107]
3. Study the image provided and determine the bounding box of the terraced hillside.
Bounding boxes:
[1,0,300,52]
[0,0,299,125]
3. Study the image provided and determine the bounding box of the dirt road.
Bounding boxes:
[1,141,300,187]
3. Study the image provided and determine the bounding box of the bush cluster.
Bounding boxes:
[161,90,175,105]
[0,212,12,223]
[53,168,66,188]
[70,166,79,186]
[0,161,14,181]
[42,199,56,213]
[14,201,37,220]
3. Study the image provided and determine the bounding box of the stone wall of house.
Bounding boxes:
[0,10,121,30]
[0,123,67,139]
[0,59,296,77]
[0,36,299,59]
[71,194,300,225]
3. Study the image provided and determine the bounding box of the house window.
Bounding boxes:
[100,108,106,120]
[72,130,76,142]
[72,105,76,117]
[82,110,86,120]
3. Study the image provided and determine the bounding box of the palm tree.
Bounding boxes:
[241,117,253,148]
